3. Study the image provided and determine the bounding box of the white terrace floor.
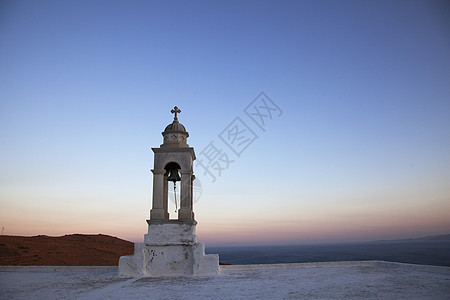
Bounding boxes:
[1,261,449,299]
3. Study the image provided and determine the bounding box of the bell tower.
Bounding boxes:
[118,106,219,277]
[149,106,196,222]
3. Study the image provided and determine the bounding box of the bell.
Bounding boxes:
[167,168,181,182]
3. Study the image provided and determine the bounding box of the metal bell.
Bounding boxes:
[167,168,181,182]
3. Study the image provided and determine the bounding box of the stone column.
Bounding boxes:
[162,173,169,220]
[191,175,195,220]
[178,170,193,220]
[150,169,165,220]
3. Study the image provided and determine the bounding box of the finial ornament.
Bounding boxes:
[171,106,181,120]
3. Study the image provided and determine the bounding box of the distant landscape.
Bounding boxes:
[1,234,449,267]
[0,234,133,266]
[207,234,450,267]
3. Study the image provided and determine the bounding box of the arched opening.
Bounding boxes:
[164,162,181,219]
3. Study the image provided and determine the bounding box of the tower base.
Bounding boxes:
[118,222,219,277]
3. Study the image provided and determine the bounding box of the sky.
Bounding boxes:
[1,0,449,246]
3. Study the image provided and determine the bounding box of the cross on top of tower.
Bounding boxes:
[171,106,181,120]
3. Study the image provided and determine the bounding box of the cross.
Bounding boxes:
[171,106,181,120]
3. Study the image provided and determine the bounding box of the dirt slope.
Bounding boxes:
[0,234,134,266]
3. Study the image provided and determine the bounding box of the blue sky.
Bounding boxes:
[1,0,449,245]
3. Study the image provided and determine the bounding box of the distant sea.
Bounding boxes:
[206,234,450,267]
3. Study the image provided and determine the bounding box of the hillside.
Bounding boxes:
[0,234,134,266]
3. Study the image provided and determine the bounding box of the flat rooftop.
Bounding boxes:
[1,261,449,299]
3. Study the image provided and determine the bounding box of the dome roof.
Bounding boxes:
[160,106,189,148]
[164,120,186,133]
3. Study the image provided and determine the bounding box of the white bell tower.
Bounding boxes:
[149,106,195,222]
[118,106,219,277]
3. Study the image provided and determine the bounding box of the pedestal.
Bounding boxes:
[118,221,219,277]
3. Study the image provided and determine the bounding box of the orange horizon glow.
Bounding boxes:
[3,211,449,246]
